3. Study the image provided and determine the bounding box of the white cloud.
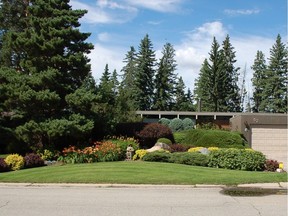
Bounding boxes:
[88,44,126,83]
[224,9,260,16]
[70,0,138,24]
[97,32,111,42]
[124,0,183,12]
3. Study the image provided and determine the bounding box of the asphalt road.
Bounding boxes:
[0,184,287,216]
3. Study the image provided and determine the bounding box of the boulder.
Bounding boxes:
[146,142,171,152]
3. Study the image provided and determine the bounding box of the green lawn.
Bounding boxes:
[0,161,287,185]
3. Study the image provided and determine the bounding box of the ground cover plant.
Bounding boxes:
[0,162,286,185]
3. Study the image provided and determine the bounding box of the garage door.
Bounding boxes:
[251,125,287,170]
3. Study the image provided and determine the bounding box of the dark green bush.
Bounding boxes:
[169,118,184,132]
[142,151,171,162]
[170,152,208,166]
[180,129,247,148]
[208,149,266,171]
[137,123,174,148]
[157,138,172,145]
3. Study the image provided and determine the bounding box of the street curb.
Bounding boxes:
[0,182,286,189]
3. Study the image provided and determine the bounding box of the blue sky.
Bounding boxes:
[70,0,287,90]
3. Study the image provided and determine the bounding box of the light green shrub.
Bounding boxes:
[169,118,184,132]
[208,148,266,171]
[159,118,171,127]
[182,118,195,130]
[157,138,172,145]
[5,154,24,171]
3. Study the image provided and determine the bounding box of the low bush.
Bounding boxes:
[5,154,25,171]
[133,149,148,160]
[137,123,174,148]
[142,151,171,162]
[265,159,279,172]
[188,147,204,153]
[169,152,209,166]
[180,129,247,148]
[107,137,139,160]
[169,144,192,152]
[208,148,266,171]
[173,131,189,144]
[157,138,172,145]
[0,158,10,172]
[24,153,45,168]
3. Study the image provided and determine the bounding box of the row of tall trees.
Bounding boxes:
[251,34,287,113]
[194,34,287,113]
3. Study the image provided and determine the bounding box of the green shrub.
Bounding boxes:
[159,118,171,127]
[5,154,25,171]
[181,129,247,148]
[107,137,139,160]
[208,148,266,171]
[157,138,172,145]
[133,149,148,160]
[137,123,174,148]
[182,118,195,130]
[169,152,208,166]
[169,118,184,132]
[142,151,171,162]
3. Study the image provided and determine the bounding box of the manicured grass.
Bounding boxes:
[0,161,286,185]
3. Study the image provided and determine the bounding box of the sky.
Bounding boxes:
[70,0,287,91]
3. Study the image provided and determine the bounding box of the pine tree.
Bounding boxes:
[263,34,287,113]
[117,46,138,121]
[194,37,226,111]
[221,35,242,112]
[251,51,267,112]
[153,43,177,110]
[135,34,156,110]
[0,0,94,150]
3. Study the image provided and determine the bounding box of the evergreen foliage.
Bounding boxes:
[134,34,156,110]
[153,43,177,110]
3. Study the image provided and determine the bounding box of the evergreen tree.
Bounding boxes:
[194,37,226,111]
[153,43,177,110]
[221,35,242,112]
[135,34,156,110]
[263,34,287,113]
[173,77,194,111]
[0,0,94,150]
[251,51,267,112]
[117,46,138,122]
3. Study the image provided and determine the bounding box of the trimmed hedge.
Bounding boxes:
[170,152,208,166]
[208,148,266,171]
[142,151,171,162]
[180,129,247,148]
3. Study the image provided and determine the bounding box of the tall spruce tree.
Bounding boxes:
[117,46,138,122]
[173,77,194,111]
[251,51,267,112]
[0,0,94,150]
[262,34,287,113]
[135,34,156,110]
[153,42,177,110]
[221,35,242,112]
[194,37,226,111]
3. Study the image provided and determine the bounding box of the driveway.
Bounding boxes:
[0,184,287,216]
